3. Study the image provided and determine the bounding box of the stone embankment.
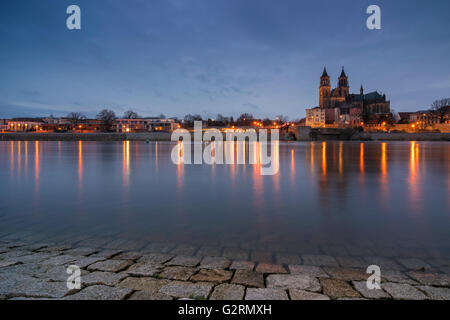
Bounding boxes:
[0,132,171,141]
[1,237,450,300]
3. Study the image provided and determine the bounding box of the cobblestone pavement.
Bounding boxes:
[1,237,450,300]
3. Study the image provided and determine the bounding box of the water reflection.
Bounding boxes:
[321,142,327,175]
[409,142,421,214]
[34,141,40,182]
[78,141,83,186]
[1,141,449,259]
[380,143,389,203]
[122,141,130,187]
[360,143,364,175]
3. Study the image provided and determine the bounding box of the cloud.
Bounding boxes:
[243,102,260,110]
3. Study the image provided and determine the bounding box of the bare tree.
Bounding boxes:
[276,115,289,124]
[123,110,140,119]
[96,109,117,131]
[67,112,86,124]
[430,98,450,123]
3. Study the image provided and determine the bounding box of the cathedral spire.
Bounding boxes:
[322,66,329,77]
[360,84,364,95]
[340,66,347,78]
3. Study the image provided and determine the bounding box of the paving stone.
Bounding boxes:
[125,262,162,277]
[103,239,134,250]
[196,246,222,257]
[190,269,232,283]
[166,255,201,267]
[210,284,245,300]
[381,270,418,285]
[64,247,98,256]
[0,273,73,298]
[200,256,230,269]
[255,263,287,274]
[0,250,34,260]
[171,245,198,256]
[39,255,78,266]
[352,281,391,299]
[222,248,249,261]
[231,270,264,288]
[289,289,330,300]
[406,271,450,286]
[72,256,106,269]
[142,242,176,254]
[20,243,49,252]
[245,288,288,300]
[0,247,9,255]
[416,286,450,300]
[250,251,273,263]
[275,253,302,265]
[82,272,128,286]
[397,258,432,271]
[118,277,170,292]
[0,262,52,277]
[302,255,339,267]
[138,253,174,264]
[336,256,367,268]
[64,285,132,300]
[38,245,72,252]
[159,281,213,299]
[382,282,427,300]
[76,238,112,248]
[128,291,173,300]
[160,267,197,281]
[324,267,368,281]
[0,260,21,268]
[16,252,60,264]
[363,256,403,271]
[320,279,361,299]
[35,265,89,282]
[87,259,133,273]
[111,251,142,261]
[229,260,255,271]
[288,265,329,278]
[90,249,123,259]
[266,274,321,291]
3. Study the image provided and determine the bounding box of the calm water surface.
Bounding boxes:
[1,141,449,259]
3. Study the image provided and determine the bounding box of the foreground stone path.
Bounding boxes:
[1,239,450,300]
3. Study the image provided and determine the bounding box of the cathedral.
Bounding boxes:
[319,66,390,116]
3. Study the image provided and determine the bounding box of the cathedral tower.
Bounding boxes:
[319,67,331,108]
[338,67,349,97]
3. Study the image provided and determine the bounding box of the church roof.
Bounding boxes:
[350,91,384,102]
[339,67,347,78]
[322,67,329,77]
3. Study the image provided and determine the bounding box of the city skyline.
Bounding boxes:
[1,0,450,120]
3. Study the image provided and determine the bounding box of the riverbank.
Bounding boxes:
[0,132,172,141]
[292,127,450,141]
[351,132,450,141]
[1,131,450,141]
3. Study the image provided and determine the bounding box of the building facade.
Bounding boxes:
[114,118,178,133]
[305,107,325,127]
[310,67,391,126]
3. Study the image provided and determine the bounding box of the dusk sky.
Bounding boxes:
[1,0,450,120]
